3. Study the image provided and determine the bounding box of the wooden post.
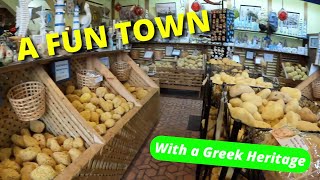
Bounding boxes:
[145,0,149,12]
[268,0,272,12]
[304,2,308,21]
[277,53,282,77]
[111,0,115,20]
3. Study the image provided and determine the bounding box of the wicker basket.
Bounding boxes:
[312,79,320,99]
[130,49,140,60]
[111,61,132,82]
[77,69,102,91]
[7,81,46,121]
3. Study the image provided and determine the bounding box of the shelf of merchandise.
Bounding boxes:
[233,46,308,87]
[131,42,207,94]
[234,28,308,40]
[0,50,124,74]
[0,50,160,179]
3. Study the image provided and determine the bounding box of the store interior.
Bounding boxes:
[0,0,320,180]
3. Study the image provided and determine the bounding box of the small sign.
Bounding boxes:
[95,75,103,83]
[264,53,274,62]
[100,57,110,69]
[172,49,181,57]
[272,129,309,151]
[232,55,240,63]
[245,51,255,60]
[144,51,154,59]
[165,46,174,56]
[192,49,200,56]
[255,56,263,65]
[51,60,71,82]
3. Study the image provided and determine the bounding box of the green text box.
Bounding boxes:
[150,136,310,173]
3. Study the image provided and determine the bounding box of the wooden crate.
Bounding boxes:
[54,55,140,142]
[296,71,320,101]
[0,66,103,180]
[49,53,160,178]
[76,91,160,179]
[281,62,309,80]
[118,54,159,105]
[155,69,203,91]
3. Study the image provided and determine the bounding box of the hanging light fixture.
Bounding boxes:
[191,0,201,12]
[278,0,288,21]
[134,0,144,16]
[115,2,122,12]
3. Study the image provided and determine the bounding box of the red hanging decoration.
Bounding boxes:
[191,0,201,12]
[278,0,287,21]
[115,2,122,12]
[278,8,288,21]
[9,25,17,34]
[134,5,144,16]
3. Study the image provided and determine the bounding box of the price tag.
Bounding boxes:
[192,49,200,56]
[246,51,255,60]
[232,55,240,63]
[165,46,174,56]
[51,60,71,82]
[264,53,274,62]
[255,56,263,65]
[172,49,181,57]
[95,75,103,83]
[271,129,308,151]
[144,51,154,59]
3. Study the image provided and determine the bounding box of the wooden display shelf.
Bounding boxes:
[131,43,206,92]
[234,46,308,87]
[0,50,160,179]
[0,50,124,74]
[296,71,320,101]
[0,66,104,180]
[52,52,159,179]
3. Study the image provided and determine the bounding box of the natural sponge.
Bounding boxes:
[30,165,57,180]
[30,120,45,133]
[36,153,56,167]
[53,152,71,166]
[66,85,75,94]
[80,93,92,103]
[0,168,21,180]
[96,87,107,98]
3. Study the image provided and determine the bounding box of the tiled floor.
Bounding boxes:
[123,96,202,180]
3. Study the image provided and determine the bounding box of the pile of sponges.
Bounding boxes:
[0,120,86,180]
[210,70,273,88]
[66,85,134,135]
[123,83,149,100]
[228,85,320,131]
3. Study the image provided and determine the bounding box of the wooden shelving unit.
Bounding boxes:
[131,42,208,93]
[0,50,160,179]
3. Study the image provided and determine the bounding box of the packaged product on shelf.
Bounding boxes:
[227,85,320,131]
[253,128,320,180]
[0,120,86,180]
[66,85,134,135]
